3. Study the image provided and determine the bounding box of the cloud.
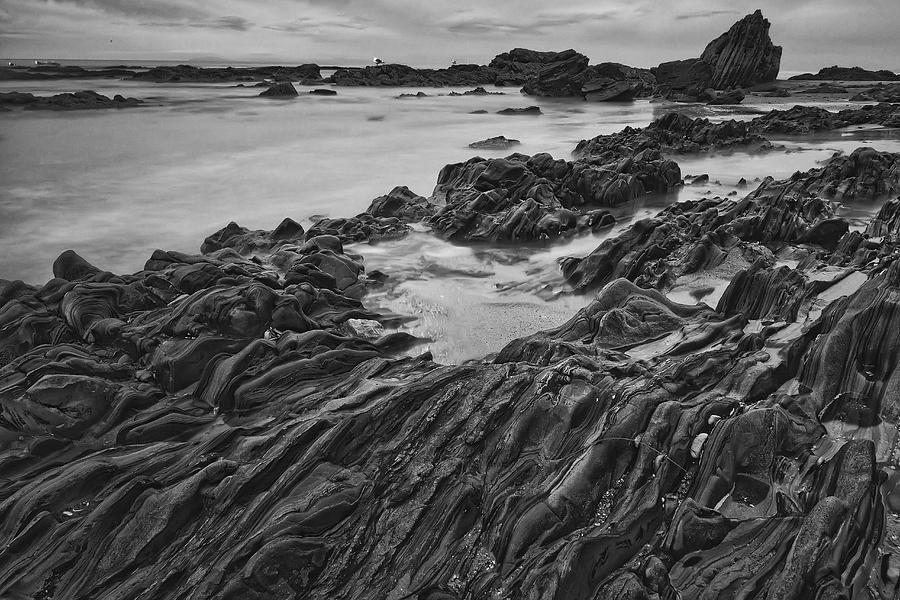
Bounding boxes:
[443,9,620,36]
[264,16,370,33]
[49,0,209,21]
[141,15,253,30]
[675,9,739,21]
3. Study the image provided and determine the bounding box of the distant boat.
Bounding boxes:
[373,57,384,65]
[34,60,61,66]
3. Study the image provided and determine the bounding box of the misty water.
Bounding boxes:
[2,77,900,361]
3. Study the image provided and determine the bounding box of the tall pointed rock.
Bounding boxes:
[700,9,782,88]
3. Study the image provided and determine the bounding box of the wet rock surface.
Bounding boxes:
[0,90,142,110]
[3,109,900,600]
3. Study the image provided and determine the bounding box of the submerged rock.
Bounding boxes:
[468,135,521,150]
[259,82,299,97]
[0,90,142,110]
[497,106,542,115]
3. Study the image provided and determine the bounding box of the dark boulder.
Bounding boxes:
[259,82,298,97]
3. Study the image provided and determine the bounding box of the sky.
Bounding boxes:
[1,0,898,71]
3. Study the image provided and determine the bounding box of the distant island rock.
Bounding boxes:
[789,66,900,81]
[0,90,142,110]
[133,64,323,84]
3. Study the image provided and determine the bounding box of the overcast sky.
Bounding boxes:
[1,0,898,71]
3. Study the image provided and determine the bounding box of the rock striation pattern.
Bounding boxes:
[699,9,782,89]
[2,110,900,600]
[653,10,781,97]
[563,147,900,293]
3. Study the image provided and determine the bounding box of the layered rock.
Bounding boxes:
[428,153,630,241]
[748,103,900,134]
[3,110,900,600]
[520,50,591,97]
[575,112,768,158]
[653,10,781,96]
[699,9,782,89]
[563,147,900,292]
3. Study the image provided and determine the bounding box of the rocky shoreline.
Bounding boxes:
[3,10,899,110]
[1,97,900,598]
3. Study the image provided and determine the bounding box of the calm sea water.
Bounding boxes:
[2,77,899,360]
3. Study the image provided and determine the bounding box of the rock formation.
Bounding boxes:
[0,90,142,110]
[2,141,898,595]
[4,85,900,600]
[258,82,299,97]
[329,63,498,87]
[700,9,782,89]
[790,66,900,81]
[134,64,323,83]
[653,10,781,97]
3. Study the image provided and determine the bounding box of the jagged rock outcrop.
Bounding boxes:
[520,50,591,97]
[0,90,142,110]
[575,112,768,158]
[653,10,781,96]
[700,9,782,89]
[748,103,900,134]
[563,147,900,292]
[488,48,583,85]
[512,51,656,101]
[3,105,900,600]
[428,153,628,241]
